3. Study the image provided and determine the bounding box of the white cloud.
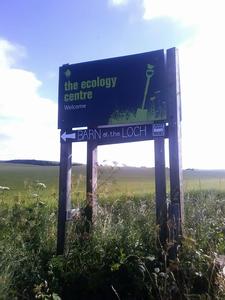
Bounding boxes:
[108,0,224,33]
[142,0,224,27]
[0,39,59,161]
[0,39,26,69]
[109,0,129,6]
[178,11,225,169]
[140,0,225,168]
[107,0,225,168]
[142,0,195,23]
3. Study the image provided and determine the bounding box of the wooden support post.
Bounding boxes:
[85,141,98,225]
[57,139,72,255]
[154,137,167,247]
[167,48,184,258]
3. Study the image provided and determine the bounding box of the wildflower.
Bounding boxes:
[36,182,46,189]
[67,208,81,220]
[147,256,155,261]
[0,186,10,191]
[159,272,168,278]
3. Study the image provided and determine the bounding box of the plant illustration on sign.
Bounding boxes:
[108,64,166,125]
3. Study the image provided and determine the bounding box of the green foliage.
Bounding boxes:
[0,183,57,299]
[1,166,225,298]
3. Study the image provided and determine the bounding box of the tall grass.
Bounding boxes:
[1,185,225,299]
[1,164,225,298]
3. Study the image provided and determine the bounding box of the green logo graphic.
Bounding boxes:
[65,69,71,78]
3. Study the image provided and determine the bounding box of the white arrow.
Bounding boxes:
[61,131,76,142]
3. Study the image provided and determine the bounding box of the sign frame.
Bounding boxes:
[56,48,184,260]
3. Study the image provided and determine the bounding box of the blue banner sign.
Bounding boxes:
[61,124,168,145]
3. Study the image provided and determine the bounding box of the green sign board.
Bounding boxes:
[58,50,167,129]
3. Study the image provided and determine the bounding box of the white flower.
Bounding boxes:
[36,182,46,189]
[0,186,10,191]
[223,266,225,276]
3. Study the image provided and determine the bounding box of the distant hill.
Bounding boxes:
[0,159,83,167]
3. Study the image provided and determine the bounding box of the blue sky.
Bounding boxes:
[0,0,193,99]
[0,0,225,169]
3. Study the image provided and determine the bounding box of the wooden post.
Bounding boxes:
[154,137,167,247]
[167,48,184,258]
[57,139,72,255]
[85,141,98,225]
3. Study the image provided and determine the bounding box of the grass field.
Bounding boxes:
[1,162,225,299]
[1,162,225,197]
